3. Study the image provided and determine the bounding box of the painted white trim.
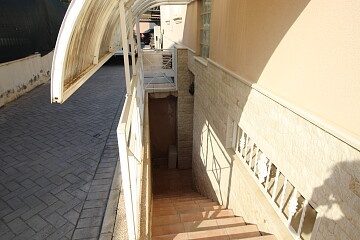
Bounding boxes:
[120,0,132,95]
[92,1,118,65]
[206,58,360,151]
[51,0,86,103]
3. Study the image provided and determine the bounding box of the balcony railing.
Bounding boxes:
[231,122,319,240]
[117,58,145,240]
[142,49,176,91]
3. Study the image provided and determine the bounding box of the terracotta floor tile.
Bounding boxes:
[153,214,181,226]
[226,225,260,239]
[183,219,218,232]
[152,223,185,236]
[203,205,225,211]
[180,212,204,222]
[153,209,178,217]
[152,232,189,240]
[188,228,229,240]
[205,210,233,219]
[216,217,245,227]
[175,204,200,211]
[153,206,176,212]
[198,202,219,207]
[177,208,205,214]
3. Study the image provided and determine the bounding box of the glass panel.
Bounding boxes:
[201,0,211,58]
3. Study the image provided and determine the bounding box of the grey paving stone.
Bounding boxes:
[13,228,36,240]
[46,222,74,240]
[0,64,125,239]
[86,191,109,201]
[89,184,111,193]
[72,226,101,239]
[1,230,15,239]
[45,211,68,229]
[26,215,48,232]
[32,224,57,240]
[21,202,47,220]
[63,209,80,225]
[76,216,103,228]
[3,206,30,223]
[80,207,105,218]
[7,218,29,234]
[83,199,108,209]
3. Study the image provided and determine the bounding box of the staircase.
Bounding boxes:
[152,191,277,240]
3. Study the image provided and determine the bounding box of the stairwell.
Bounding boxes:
[151,161,277,240]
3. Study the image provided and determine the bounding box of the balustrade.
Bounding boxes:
[231,123,318,240]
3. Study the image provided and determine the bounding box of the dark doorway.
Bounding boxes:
[149,95,177,168]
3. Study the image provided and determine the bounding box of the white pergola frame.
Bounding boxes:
[51,0,192,104]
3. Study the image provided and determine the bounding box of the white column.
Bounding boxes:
[136,18,141,53]
[119,0,131,95]
[128,11,137,75]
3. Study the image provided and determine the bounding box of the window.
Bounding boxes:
[200,0,211,58]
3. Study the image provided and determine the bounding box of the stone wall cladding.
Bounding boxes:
[188,50,360,240]
[176,46,194,169]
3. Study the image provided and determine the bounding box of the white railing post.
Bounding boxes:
[272,169,280,200]
[257,153,268,183]
[119,0,131,95]
[239,131,245,156]
[117,127,136,240]
[279,177,288,212]
[287,188,298,226]
[265,160,272,190]
[129,11,137,76]
[248,142,254,168]
[296,200,308,239]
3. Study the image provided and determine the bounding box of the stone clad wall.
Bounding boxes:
[176,46,194,169]
[188,49,360,240]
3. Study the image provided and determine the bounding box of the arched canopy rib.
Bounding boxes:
[51,0,191,103]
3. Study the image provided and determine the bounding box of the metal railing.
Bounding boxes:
[142,48,177,91]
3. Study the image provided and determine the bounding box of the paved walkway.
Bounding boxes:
[0,61,126,239]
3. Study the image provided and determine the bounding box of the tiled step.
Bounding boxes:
[153,209,235,226]
[152,191,277,240]
[152,224,276,239]
[153,217,245,236]
[153,204,225,216]
[153,199,213,208]
[154,196,209,203]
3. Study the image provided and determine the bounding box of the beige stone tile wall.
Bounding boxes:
[188,50,360,240]
[176,46,194,169]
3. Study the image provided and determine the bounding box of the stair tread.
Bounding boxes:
[153,209,235,226]
[153,201,220,211]
[152,217,246,236]
[152,224,263,239]
[154,199,213,208]
[152,192,277,240]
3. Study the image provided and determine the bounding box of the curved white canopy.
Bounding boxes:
[51,0,191,103]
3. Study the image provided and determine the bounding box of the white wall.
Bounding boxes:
[0,52,53,107]
[160,5,187,49]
